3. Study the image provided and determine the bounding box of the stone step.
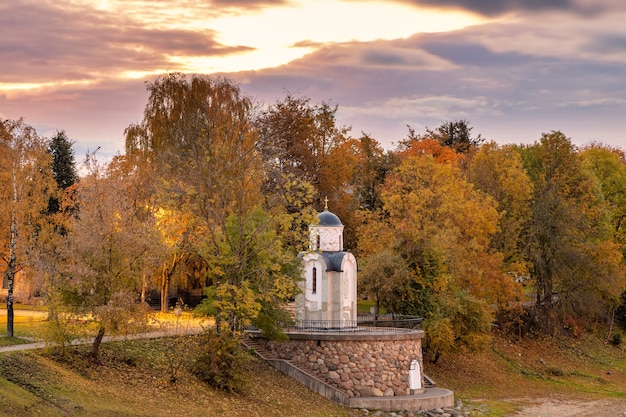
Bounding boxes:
[242,337,279,360]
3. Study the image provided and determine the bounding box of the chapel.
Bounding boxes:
[295,202,357,324]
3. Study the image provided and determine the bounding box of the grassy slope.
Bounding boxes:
[0,340,355,417]
[0,331,625,417]
[426,331,626,415]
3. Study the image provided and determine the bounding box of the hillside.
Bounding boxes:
[0,331,625,417]
[427,331,626,415]
[0,339,354,417]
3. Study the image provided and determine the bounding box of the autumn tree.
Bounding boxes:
[397,129,461,164]
[580,144,626,331]
[125,74,309,337]
[466,142,533,326]
[36,130,80,324]
[256,93,352,211]
[0,119,55,337]
[58,154,157,358]
[371,154,500,359]
[518,132,625,332]
[580,144,626,253]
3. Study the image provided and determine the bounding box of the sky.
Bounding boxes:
[1,0,625,161]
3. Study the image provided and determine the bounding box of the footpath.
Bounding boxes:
[0,308,206,353]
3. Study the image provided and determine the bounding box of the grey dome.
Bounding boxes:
[317,210,343,226]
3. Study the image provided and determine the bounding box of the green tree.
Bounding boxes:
[518,132,625,332]
[48,131,78,192]
[350,134,399,212]
[358,249,413,316]
[0,119,55,337]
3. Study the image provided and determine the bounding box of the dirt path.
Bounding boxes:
[508,398,626,417]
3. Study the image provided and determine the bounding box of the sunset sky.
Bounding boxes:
[1,0,625,160]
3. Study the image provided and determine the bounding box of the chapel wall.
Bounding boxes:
[260,336,424,398]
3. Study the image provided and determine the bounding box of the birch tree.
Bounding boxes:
[0,119,55,337]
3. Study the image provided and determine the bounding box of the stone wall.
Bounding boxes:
[259,332,424,398]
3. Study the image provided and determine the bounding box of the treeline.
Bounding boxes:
[2,73,625,361]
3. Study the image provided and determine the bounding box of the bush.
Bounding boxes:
[191,330,251,393]
[610,332,622,346]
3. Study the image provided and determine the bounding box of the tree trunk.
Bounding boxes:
[6,166,18,338]
[141,273,146,304]
[161,264,169,313]
[90,326,106,360]
[161,255,178,313]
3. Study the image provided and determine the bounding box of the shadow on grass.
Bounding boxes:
[0,337,33,347]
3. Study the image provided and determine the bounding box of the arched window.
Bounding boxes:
[312,267,317,294]
[316,234,321,251]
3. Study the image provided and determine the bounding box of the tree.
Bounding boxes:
[466,142,533,327]
[518,132,625,332]
[349,134,389,212]
[38,130,79,320]
[358,249,413,316]
[58,155,157,358]
[580,144,626,332]
[126,74,308,337]
[401,120,483,155]
[580,144,626,252]
[0,119,55,337]
[397,130,461,164]
[372,154,501,354]
[256,93,351,211]
[467,142,533,269]
[48,131,78,190]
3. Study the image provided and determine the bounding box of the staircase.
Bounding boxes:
[423,374,436,388]
[241,336,280,361]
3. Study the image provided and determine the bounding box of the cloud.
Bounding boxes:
[211,0,289,8]
[0,1,249,84]
[230,13,626,147]
[395,0,605,16]
[3,0,626,155]
[0,76,150,159]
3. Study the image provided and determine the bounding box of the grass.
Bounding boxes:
[427,330,626,416]
[0,307,211,346]
[357,299,387,314]
[0,337,34,347]
[0,315,48,339]
[2,307,626,416]
[0,339,355,417]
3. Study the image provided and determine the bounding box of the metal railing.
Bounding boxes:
[357,313,423,330]
[279,316,423,334]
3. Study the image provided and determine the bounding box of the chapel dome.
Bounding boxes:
[317,209,343,227]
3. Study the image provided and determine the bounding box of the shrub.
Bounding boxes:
[611,332,622,346]
[191,330,250,392]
